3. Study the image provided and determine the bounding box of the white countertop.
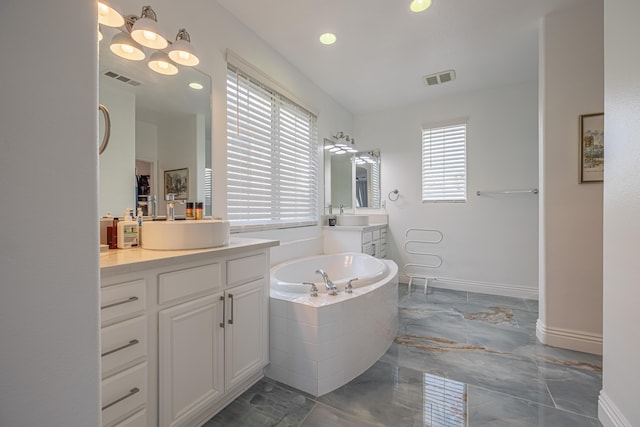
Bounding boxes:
[322,223,387,231]
[100,237,279,276]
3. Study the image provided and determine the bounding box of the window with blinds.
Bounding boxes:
[421,122,467,202]
[226,65,319,229]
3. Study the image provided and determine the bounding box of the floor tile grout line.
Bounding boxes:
[546,382,559,409]
[296,402,317,427]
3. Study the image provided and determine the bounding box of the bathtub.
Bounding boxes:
[270,252,388,294]
[266,253,398,397]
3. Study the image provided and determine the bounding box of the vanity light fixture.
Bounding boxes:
[110,31,145,61]
[168,29,200,66]
[410,0,432,13]
[130,6,168,50]
[325,131,357,154]
[148,51,179,75]
[100,2,200,76]
[98,0,124,27]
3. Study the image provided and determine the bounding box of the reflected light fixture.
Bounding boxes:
[148,51,178,75]
[189,82,204,90]
[110,31,145,61]
[98,0,124,27]
[130,6,168,50]
[410,0,432,13]
[168,29,200,66]
[319,32,337,45]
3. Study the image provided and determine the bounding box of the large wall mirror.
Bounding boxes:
[324,140,381,211]
[98,27,212,218]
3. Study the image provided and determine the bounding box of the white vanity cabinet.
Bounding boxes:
[100,238,277,427]
[100,279,148,427]
[323,224,387,258]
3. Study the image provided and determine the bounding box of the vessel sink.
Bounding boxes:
[336,215,369,226]
[142,220,230,250]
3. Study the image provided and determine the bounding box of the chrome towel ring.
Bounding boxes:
[388,189,399,201]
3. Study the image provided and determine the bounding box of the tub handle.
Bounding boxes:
[346,277,359,294]
[228,294,234,324]
[302,282,319,297]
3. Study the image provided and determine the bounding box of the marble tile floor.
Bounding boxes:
[206,285,602,426]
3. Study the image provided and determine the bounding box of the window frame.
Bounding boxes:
[226,64,319,232]
[421,121,468,203]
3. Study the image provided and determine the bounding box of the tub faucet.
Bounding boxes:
[315,269,338,295]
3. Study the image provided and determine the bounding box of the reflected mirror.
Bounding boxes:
[98,26,212,219]
[354,150,381,208]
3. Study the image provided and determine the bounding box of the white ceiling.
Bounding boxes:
[216,0,583,115]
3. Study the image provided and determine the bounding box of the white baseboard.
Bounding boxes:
[399,273,538,300]
[598,390,632,427]
[535,319,602,355]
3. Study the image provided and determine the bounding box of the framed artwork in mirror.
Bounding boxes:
[580,113,604,183]
[164,168,189,200]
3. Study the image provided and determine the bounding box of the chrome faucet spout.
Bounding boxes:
[315,269,338,295]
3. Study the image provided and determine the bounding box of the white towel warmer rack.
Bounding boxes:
[402,228,443,294]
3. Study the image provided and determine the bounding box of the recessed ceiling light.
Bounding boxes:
[410,0,432,13]
[319,32,337,45]
[189,82,204,90]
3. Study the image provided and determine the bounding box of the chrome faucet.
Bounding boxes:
[340,204,344,215]
[165,194,184,221]
[315,269,338,295]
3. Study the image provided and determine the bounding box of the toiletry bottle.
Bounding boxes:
[186,202,195,219]
[137,208,143,246]
[195,202,203,220]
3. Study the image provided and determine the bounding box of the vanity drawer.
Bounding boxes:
[372,229,381,240]
[158,263,221,305]
[102,362,147,427]
[112,409,147,427]
[227,253,266,287]
[101,280,146,326]
[101,316,147,378]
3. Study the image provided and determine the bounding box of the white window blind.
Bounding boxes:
[421,123,467,202]
[227,65,319,230]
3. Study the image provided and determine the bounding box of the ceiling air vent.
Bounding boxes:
[423,69,456,87]
[103,70,142,87]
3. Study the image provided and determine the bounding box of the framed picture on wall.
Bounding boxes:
[580,113,604,183]
[164,168,189,200]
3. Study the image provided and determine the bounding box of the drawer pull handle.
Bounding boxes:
[101,296,139,310]
[101,339,140,358]
[228,294,234,325]
[219,295,225,328]
[102,387,140,411]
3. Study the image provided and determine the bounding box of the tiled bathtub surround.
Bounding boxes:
[266,261,399,396]
[207,285,602,426]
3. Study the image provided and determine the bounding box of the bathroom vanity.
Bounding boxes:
[99,237,278,427]
[323,223,388,258]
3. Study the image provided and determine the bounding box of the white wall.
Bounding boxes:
[538,0,604,355]
[0,1,100,426]
[355,82,539,298]
[599,0,640,425]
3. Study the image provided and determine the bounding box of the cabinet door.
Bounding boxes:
[159,293,225,427]
[225,279,268,389]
